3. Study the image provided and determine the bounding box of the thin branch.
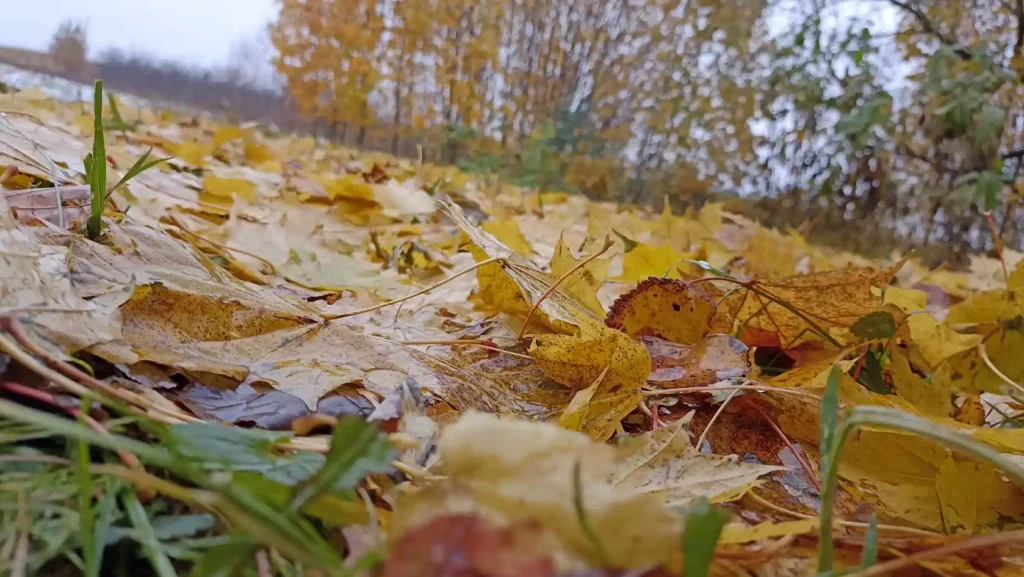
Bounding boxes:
[884,0,971,60]
[842,529,1024,577]
[324,256,504,321]
[397,339,533,360]
[696,388,740,449]
[978,342,1024,395]
[517,236,613,339]
[644,383,827,403]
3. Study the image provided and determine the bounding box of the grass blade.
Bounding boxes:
[109,149,169,196]
[682,497,729,577]
[76,398,97,577]
[289,416,394,510]
[86,80,107,240]
[122,488,178,577]
[860,513,878,569]
[819,364,841,474]
[817,364,842,572]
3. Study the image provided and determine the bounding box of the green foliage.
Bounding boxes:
[0,396,393,576]
[682,497,730,577]
[84,80,166,240]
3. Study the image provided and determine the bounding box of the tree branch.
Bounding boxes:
[885,0,972,60]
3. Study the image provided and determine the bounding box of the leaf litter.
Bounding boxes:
[2,87,1024,575]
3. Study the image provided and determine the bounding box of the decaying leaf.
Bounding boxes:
[606,277,717,345]
[610,415,782,506]
[644,335,750,390]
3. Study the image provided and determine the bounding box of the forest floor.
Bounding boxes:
[2,82,1024,577]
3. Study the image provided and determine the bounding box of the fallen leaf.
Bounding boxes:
[550,233,608,316]
[614,243,693,283]
[390,412,682,569]
[610,415,782,506]
[644,335,750,390]
[606,278,716,345]
[723,259,905,347]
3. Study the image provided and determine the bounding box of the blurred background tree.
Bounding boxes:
[48,19,89,79]
[266,0,1024,258]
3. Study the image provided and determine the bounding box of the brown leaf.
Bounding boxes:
[382,515,556,577]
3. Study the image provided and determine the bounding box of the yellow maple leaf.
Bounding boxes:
[906,313,982,370]
[614,243,692,283]
[530,315,650,441]
[200,176,257,209]
[549,233,608,316]
[481,218,533,256]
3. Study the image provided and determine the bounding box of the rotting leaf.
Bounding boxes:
[644,335,750,390]
[606,278,716,345]
[851,311,897,340]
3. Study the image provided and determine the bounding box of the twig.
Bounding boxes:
[0,318,199,423]
[747,400,820,491]
[163,217,277,275]
[517,236,613,339]
[397,339,533,360]
[841,529,1024,577]
[696,389,739,449]
[744,491,939,537]
[0,380,142,471]
[643,383,826,403]
[977,342,1024,395]
[715,533,796,561]
[324,256,504,321]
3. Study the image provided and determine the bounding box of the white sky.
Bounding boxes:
[2,0,277,67]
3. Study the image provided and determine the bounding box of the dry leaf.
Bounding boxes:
[606,277,716,345]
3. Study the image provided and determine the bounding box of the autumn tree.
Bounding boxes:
[49,19,89,78]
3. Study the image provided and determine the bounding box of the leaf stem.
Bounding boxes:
[517,236,613,339]
[323,256,503,321]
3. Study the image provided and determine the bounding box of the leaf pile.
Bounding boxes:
[2,88,1024,576]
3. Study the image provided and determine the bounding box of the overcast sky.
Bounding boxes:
[3,0,277,67]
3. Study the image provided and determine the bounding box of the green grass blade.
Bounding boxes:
[682,497,729,577]
[76,398,97,577]
[819,364,841,473]
[289,417,394,510]
[92,478,123,576]
[860,513,878,568]
[110,149,169,194]
[86,80,107,240]
[122,488,178,577]
[816,364,842,572]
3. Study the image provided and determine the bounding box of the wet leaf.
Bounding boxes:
[851,311,897,340]
[644,335,750,389]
